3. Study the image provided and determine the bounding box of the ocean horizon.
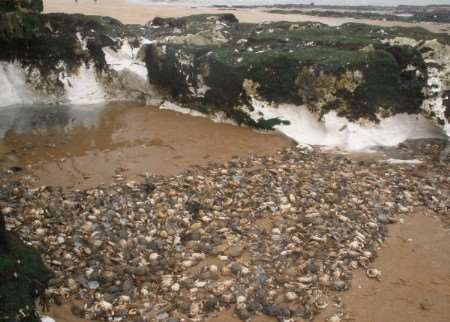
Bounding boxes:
[128,0,450,7]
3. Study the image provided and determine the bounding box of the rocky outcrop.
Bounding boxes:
[0,13,122,77]
[267,8,450,24]
[0,12,449,147]
[0,0,43,13]
[0,209,51,322]
[0,12,155,105]
[143,15,450,133]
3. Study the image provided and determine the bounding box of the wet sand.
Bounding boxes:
[318,211,450,322]
[4,3,449,322]
[2,104,446,322]
[43,0,450,34]
[44,305,277,322]
[216,210,450,322]
[0,103,292,189]
[41,210,450,322]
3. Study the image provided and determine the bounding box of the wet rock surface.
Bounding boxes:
[1,11,450,129]
[0,211,51,322]
[266,8,450,25]
[0,0,43,13]
[0,12,124,74]
[1,141,448,322]
[143,14,450,127]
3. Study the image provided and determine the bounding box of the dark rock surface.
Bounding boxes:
[267,8,450,24]
[142,14,450,126]
[0,0,43,13]
[1,10,449,127]
[0,12,123,75]
[0,211,51,322]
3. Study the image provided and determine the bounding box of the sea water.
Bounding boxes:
[129,0,450,7]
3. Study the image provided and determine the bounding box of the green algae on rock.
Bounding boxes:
[267,8,450,24]
[0,12,123,74]
[143,15,449,126]
[0,213,51,322]
[0,0,43,13]
[0,11,449,129]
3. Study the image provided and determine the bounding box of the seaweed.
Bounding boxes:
[0,0,43,13]
[0,12,121,75]
[145,15,439,127]
[0,215,51,322]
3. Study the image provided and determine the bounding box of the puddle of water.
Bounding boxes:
[0,102,293,188]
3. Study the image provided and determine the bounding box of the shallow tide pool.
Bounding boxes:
[0,103,292,188]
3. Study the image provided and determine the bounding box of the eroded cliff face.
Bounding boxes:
[0,12,449,147]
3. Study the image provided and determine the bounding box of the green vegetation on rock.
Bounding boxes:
[0,12,123,75]
[0,10,447,127]
[143,15,439,125]
[0,214,51,322]
[0,0,43,13]
[267,8,450,25]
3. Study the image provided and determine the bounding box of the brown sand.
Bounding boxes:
[15,3,450,321]
[0,103,292,189]
[208,309,277,322]
[213,213,450,322]
[318,211,450,322]
[43,0,450,33]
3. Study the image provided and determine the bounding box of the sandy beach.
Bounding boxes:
[44,0,450,33]
[1,2,449,322]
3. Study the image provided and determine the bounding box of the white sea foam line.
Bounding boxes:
[160,95,447,151]
[246,98,447,151]
[159,101,237,125]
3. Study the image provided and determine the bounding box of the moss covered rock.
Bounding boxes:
[0,213,51,322]
[1,11,449,128]
[0,0,43,13]
[0,12,125,75]
[143,14,449,127]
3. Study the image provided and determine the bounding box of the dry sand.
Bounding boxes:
[44,0,450,33]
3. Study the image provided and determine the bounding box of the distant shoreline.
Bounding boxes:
[44,0,450,34]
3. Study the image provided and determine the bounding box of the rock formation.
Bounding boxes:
[0,210,51,322]
[0,0,43,13]
[0,11,449,143]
